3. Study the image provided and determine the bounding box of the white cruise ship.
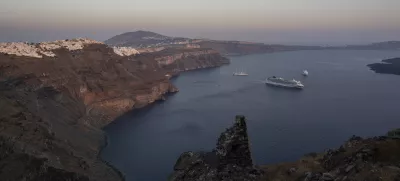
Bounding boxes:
[265,76,304,89]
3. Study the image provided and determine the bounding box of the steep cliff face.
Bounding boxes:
[0,77,120,181]
[0,42,179,127]
[170,116,263,181]
[145,48,229,71]
[0,39,227,180]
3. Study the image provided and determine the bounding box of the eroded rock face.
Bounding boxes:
[0,136,90,181]
[0,39,227,180]
[170,116,263,181]
[215,115,253,167]
[137,48,230,73]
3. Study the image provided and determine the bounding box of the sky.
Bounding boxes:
[0,0,399,45]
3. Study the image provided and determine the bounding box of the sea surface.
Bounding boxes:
[101,50,400,181]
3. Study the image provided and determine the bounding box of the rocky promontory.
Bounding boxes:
[367,57,400,76]
[0,38,229,180]
[170,115,263,181]
[171,116,400,181]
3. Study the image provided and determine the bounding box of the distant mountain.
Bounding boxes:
[105,31,323,55]
[106,31,400,55]
[105,31,189,48]
[334,41,400,50]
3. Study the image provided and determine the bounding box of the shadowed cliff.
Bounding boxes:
[169,115,263,181]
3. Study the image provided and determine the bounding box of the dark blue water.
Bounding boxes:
[101,50,400,181]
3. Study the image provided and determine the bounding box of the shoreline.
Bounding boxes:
[98,133,126,181]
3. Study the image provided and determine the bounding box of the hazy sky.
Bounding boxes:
[0,0,399,45]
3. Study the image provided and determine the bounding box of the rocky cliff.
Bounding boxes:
[137,48,229,73]
[261,134,400,181]
[169,115,263,181]
[171,116,400,181]
[0,39,228,180]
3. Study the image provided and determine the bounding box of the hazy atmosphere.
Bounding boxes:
[1,0,399,44]
[2,1,400,181]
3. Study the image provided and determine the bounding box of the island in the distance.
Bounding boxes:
[367,58,400,76]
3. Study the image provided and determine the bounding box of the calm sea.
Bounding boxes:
[101,50,400,181]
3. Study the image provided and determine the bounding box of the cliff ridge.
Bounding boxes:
[0,38,228,180]
[171,116,400,181]
[170,115,263,181]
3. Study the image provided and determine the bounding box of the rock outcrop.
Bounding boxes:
[260,135,400,181]
[0,38,228,180]
[170,116,263,181]
[367,57,400,76]
[171,116,400,181]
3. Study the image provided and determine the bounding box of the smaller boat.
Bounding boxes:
[233,72,249,76]
[302,70,309,76]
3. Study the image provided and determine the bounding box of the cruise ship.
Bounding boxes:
[265,76,304,89]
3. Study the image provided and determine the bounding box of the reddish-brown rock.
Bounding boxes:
[0,39,228,180]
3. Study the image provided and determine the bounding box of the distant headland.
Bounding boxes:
[368,57,400,76]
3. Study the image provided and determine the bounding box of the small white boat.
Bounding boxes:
[233,72,248,76]
[302,70,309,76]
[233,69,248,76]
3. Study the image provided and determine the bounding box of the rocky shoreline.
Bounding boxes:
[0,39,229,180]
[171,116,400,181]
[367,57,400,76]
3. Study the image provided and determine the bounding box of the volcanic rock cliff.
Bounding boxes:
[0,39,228,180]
[169,115,263,181]
[171,116,400,181]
